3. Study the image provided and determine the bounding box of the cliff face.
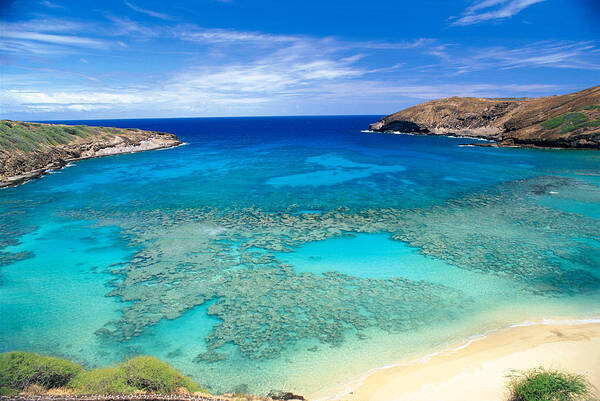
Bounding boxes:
[0,120,182,187]
[369,85,600,148]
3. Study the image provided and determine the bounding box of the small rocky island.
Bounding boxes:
[370,85,600,148]
[0,120,182,187]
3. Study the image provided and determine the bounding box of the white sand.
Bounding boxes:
[314,322,600,401]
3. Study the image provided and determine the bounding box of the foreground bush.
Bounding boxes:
[0,386,19,396]
[0,351,83,391]
[120,356,200,393]
[0,352,202,395]
[507,367,595,401]
[69,367,133,395]
[69,357,202,394]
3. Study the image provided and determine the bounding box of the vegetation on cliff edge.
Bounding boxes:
[540,106,600,134]
[0,120,129,153]
[0,352,204,396]
[0,351,83,395]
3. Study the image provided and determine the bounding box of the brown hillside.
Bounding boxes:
[369,85,600,148]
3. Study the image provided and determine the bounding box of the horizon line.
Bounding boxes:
[10,114,388,123]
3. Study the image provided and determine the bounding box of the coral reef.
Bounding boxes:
[50,175,600,361]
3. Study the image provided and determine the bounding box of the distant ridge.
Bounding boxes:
[369,85,600,149]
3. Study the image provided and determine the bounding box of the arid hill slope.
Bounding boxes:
[369,85,600,148]
[0,120,181,187]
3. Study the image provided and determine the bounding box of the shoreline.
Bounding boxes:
[364,129,600,150]
[361,129,495,142]
[0,140,184,189]
[313,318,600,401]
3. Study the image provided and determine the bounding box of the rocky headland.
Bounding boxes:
[0,120,182,188]
[369,85,600,149]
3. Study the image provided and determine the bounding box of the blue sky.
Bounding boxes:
[1,0,599,119]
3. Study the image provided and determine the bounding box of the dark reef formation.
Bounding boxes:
[51,175,600,364]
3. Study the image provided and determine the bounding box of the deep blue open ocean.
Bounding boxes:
[1,116,599,395]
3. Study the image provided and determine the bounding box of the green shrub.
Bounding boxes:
[559,113,589,133]
[542,115,566,130]
[0,352,203,395]
[581,105,599,110]
[0,386,19,396]
[541,112,594,133]
[0,120,99,153]
[69,357,201,394]
[0,351,83,390]
[507,367,595,401]
[120,356,200,393]
[69,367,133,395]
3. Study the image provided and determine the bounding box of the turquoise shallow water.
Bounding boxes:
[1,116,599,395]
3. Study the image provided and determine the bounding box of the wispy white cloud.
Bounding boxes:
[0,39,63,56]
[1,13,596,118]
[124,1,172,20]
[169,57,365,95]
[452,0,547,25]
[107,16,161,38]
[40,0,63,8]
[303,82,559,101]
[2,31,107,48]
[176,27,430,52]
[1,80,562,116]
[473,41,600,70]
[426,41,600,72]
[174,25,299,44]
[0,86,269,115]
[0,19,110,55]
[0,29,564,116]
[1,18,88,33]
[1,14,430,60]
[1,49,368,112]
[0,39,367,114]
[105,18,430,52]
[4,90,143,105]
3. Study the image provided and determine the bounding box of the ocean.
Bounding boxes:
[1,116,599,395]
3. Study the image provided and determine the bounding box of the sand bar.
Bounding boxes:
[314,320,600,401]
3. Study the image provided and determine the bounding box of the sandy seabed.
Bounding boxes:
[314,320,600,401]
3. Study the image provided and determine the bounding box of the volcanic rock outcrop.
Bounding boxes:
[0,120,182,187]
[370,85,600,148]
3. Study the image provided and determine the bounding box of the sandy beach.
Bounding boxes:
[314,320,600,401]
